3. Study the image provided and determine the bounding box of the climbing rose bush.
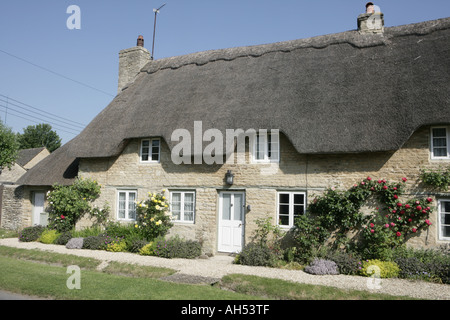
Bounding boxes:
[135,190,173,241]
[47,178,102,232]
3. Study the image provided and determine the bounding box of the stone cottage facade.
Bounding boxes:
[15,12,450,255]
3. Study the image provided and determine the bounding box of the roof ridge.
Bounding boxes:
[140,17,450,76]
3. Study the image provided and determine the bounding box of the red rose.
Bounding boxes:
[370,229,375,234]
[408,218,412,222]
[61,215,65,219]
[427,197,433,203]
[422,210,427,214]
[412,228,417,233]
[397,203,403,207]
[367,177,372,181]
[402,177,407,182]
[383,185,388,190]
[394,195,398,199]
[416,206,422,211]
[370,223,375,228]
[405,204,410,209]
[396,232,401,237]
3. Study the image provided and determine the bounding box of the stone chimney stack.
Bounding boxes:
[118,35,151,93]
[357,2,385,34]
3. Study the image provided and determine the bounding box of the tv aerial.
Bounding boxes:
[151,3,167,60]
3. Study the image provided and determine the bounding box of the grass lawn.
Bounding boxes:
[0,245,418,301]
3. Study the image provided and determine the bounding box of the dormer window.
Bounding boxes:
[253,130,280,163]
[431,127,450,160]
[140,138,161,163]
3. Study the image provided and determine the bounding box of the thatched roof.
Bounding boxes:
[17,17,450,186]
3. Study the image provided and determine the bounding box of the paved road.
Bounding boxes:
[0,290,48,300]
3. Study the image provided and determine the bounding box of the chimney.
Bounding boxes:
[118,35,151,93]
[357,2,385,34]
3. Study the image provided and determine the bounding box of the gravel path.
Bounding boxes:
[1,238,449,300]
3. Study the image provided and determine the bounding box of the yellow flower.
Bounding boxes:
[134,224,138,228]
[164,204,168,207]
[150,217,155,222]
[162,196,165,200]
[155,205,160,210]
[156,220,162,226]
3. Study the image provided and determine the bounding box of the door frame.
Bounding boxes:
[217,191,246,253]
[32,191,46,226]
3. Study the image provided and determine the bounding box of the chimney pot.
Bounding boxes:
[358,2,384,34]
[137,35,144,47]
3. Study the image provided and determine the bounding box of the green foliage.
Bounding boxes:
[82,235,108,250]
[304,177,434,260]
[55,231,72,245]
[290,215,329,264]
[135,191,173,241]
[358,259,400,278]
[106,240,128,252]
[420,166,450,191]
[17,123,61,152]
[18,225,45,242]
[39,229,61,244]
[138,242,155,256]
[236,243,277,267]
[0,120,19,170]
[47,178,105,232]
[325,250,362,275]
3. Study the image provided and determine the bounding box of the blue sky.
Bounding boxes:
[0,0,448,145]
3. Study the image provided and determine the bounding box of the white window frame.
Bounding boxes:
[170,190,196,224]
[430,126,450,160]
[252,129,280,163]
[117,190,137,221]
[277,191,306,229]
[438,199,450,241]
[140,138,161,163]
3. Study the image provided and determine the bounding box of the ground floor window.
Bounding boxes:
[117,190,137,220]
[439,199,450,240]
[277,191,306,228]
[170,191,195,223]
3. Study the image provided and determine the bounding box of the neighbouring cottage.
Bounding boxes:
[0,147,50,229]
[14,8,450,255]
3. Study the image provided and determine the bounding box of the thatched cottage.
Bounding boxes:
[12,10,450,254]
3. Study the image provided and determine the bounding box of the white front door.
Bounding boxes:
[218,192,245,253]
[32,192,47,226]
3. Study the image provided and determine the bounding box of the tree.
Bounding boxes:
[0,120,19,173]
[17,124,62,152]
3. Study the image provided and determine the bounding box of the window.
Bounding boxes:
[170,191,195,223]
[117,190,137,220]
[253,130,280,163]
[439,199,450,241]
[431,127,449,159]
[141,139,160,162]
[277,192,306,228]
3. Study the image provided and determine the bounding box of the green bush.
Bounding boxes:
[55,231,73,245]
[326,250,362,275]
[106,240,127,252]
[291,215,328,264]
[359,259,400,278]
[138,242,155,256]
[82,235,108,250]
[126,237,149,253]
[18,225,45,242]
[147,236,202,259]
[39,229,61,244]
[236,243,277,267]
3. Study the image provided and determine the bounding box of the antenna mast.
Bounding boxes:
[151,3,166,60]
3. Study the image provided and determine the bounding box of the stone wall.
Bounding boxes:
[75,125,449,254]
[0,185,24,230]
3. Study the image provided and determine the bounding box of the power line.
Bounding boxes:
[0,95,86,129]
[0,104,81,136]
[0,48,115,98]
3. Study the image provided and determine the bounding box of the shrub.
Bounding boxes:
[106,240,127,252]
[394,257,432,281]
[126,238,149,253]
[39,229,61,244]
[138,242,155,256]
[82,235,107,250]
[66,237,84,249]
[150,236,202,259]
[55,231,73,245]
[326,250,362,275]
[291,215,329,264]
[18,225,45,242]
[236,243,277,267]
[135,191,173,241]
[359,259,400,278]
[304,258,339,275]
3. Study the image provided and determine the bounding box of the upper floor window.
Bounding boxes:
[431,127,450,159]
[253,130,280,163]
[141,138,160,163]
